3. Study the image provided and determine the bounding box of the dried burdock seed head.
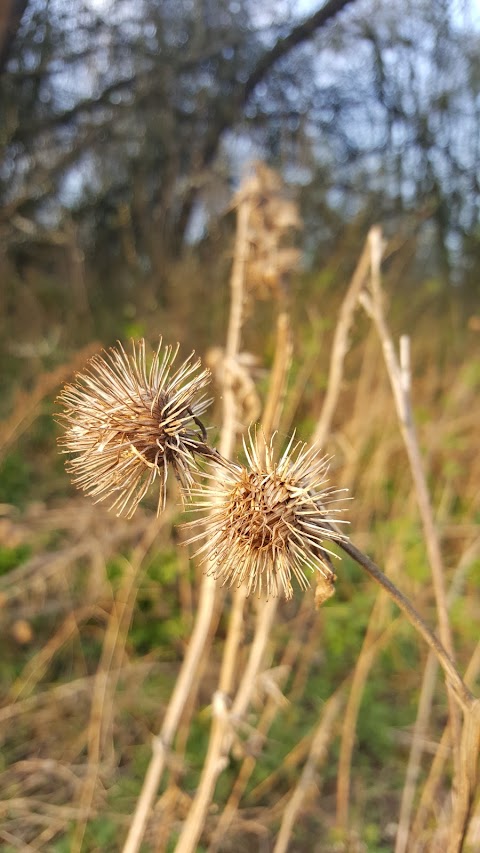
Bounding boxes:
[184,430,349,600]
[56,339,212,518]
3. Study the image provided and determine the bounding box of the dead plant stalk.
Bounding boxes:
[122,192,252,853]
[357,226,480,851]
[174,312,291,853]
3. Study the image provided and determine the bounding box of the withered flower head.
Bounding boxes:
[57,339,212,517]
[184,431,348,600]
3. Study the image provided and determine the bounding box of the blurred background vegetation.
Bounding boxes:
[0,0,479,850]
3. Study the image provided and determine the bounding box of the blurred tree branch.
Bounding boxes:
[0,0,28,74]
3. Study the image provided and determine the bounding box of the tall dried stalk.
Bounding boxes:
[336,586,391,829]
[174,312,292,853]
[71,515,165,853]
[173,167,299,852]
[122,186,253,853]
[207,596,314,852]
[311,239,371,448]
[273,687,345,853]
[360,227,460,752]
[175,596,279,853]
[354,226,480,849]
[396,536,480,853]
[410,639,480,851]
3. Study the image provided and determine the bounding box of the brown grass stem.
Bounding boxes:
[311,238,371,448]
[273,687,345,853]
[174,597,279,853]
[361,226,462,766]
[410,639,480,850]
[335,587,396,830]
[122,187,252,853]
[122,577,221,853]
[71,515,165,853]
[208,598,314,852]
[395,535,480,853]
[260,309,292,446]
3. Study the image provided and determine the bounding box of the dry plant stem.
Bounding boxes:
[174,282,292,851]
[338,539,474,712]
[122,579,221,853]
[364,241,480,851]
[219,585,249,695]
[448,700,480,853]
[123,195,251,853]
[395,537,480,853]
[311,238,371,448]
[273,689,345,853]
[395,652,441,853]
[336,588,390,829]
[231,597,279,718]
[260,309,292,444]
[222,196,252,445]
[208,597,314,852]
[363,226,461,764]
[174,596,279,853]
[71,516,164,853]
[411,640,480,851]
